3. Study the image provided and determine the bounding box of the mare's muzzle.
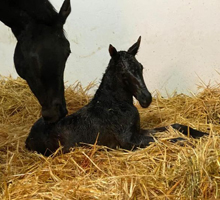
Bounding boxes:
[41,100,68,123]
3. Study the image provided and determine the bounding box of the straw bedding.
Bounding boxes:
[0,76,220,199]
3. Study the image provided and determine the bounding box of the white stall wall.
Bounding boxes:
[0,0,220,96]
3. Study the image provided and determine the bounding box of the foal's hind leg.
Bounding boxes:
[140,123,208,138]
[171,123,208,138]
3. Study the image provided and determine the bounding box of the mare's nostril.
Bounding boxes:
[62,107,68,116]
[42,109,53,121]
[54,102,68,118]
[41,108,58,123]
[58,106,67,119]
[41,102,67,123]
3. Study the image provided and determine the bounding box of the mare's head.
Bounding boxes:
[14,0,71,123]
[108,36,152,108]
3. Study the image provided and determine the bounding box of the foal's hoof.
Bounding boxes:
[169,137,186,143]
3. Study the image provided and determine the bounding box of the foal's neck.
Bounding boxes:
[92,59,133,105]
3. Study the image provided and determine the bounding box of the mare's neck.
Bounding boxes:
[92,60,133,105]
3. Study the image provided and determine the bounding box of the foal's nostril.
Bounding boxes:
[146,93,152,104]
[138,91,152,108]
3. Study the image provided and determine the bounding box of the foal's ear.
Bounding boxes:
[127,36,141,56]
[58,0,71,26]
[109,44,118,58]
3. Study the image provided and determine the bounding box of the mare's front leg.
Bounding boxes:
[141,123,208,138]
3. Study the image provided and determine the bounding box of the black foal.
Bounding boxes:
[26,37,208,156]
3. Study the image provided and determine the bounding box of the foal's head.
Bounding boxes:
[14,0,71,123]
[109,37,152,108]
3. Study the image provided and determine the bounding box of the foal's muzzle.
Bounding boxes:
[136,89,152,108]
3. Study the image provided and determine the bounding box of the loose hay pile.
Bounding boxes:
[0,76,220,199]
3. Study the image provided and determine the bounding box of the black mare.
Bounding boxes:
[0,0,71,123]
[26,37,208,156]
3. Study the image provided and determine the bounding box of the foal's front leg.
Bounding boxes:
[141,123,208,138]
[113,130,156,150]
[115,123,208,150]
[130,134,156,148]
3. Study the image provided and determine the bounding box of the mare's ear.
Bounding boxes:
[127,36,141,56]
[109,44,118,58]
[58,0,71,26]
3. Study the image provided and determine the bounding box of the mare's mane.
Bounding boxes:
[13,0,59,25]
